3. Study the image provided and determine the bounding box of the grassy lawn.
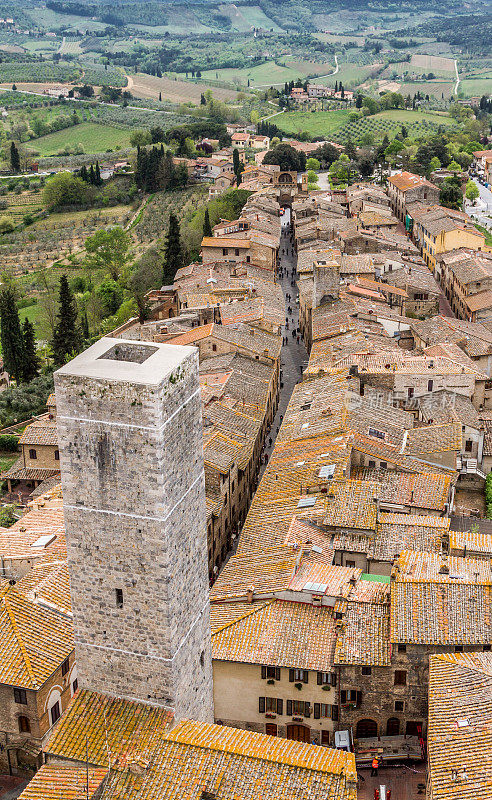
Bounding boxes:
[269,109,352,138]
[200,59,335,87]
[460,76,492,96]
[0,454,19,472]
[318,62,382,88]
[31,123,133,156]
[239,5,283,31]
[474,223,492,247]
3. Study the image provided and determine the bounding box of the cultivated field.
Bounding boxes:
[29,123,134,156]
[274,108,456,143]
[399,81,455,99]
[58,38,83,56]
[216,4,283,32]
[459,74,492,97]
[273,109,351,138]
[129,73,241,103]
[410,53,455,73]
[318,62,382,88]
[5,191,43,223]
[200,59,336,87]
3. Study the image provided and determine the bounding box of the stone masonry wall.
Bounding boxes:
[54,339,213,721]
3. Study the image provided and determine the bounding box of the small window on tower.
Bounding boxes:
[115,588,124,608]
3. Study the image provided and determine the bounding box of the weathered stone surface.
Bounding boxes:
[54,337,213,721]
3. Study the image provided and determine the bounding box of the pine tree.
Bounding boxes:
[51,275,82,367]
[0,289,24,383]
[10,141,20,173]
[203,208,212,237]
[162,213,182,286]
[21,318,39,383]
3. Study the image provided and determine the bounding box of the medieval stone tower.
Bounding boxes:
[313,253,341,308]
[54,337,213,721]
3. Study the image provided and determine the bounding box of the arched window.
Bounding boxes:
[356,719,378,738]
[18,716,30,733]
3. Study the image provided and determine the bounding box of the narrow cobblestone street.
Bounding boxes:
[260,211,307,476]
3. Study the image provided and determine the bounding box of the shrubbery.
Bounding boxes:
[0,434,19,451]
[486,473,492,519]
[0,374,54,428]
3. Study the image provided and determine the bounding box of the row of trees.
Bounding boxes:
[0,276,83,380]
[135,146,188,193]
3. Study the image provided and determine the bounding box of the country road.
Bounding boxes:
[453,59,460,95]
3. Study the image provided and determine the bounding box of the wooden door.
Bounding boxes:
[265,723,277,736]
[287,724,311,743]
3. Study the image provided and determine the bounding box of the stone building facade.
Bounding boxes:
[54,338,213,721]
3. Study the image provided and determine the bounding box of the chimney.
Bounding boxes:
[247,586,255,603]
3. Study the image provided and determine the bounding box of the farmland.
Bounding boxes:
[128,73,241,104]
[200,59,336,88]
[27,123,134,157]
[216,4,283,32]
[274,108,456,143]
[0,203,133,290]
[399,81,455,100]
[273,109,352,139]
[4,190,43,223]
[459,73,492,97]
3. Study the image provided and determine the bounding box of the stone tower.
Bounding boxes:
[313,253,340,308]
[54,337,213,721]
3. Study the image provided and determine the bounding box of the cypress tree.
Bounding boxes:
[89,164,95,185]
[81,312,90,340]
[95,161,102,186]
[233,147,240,176]
[203,208,212,237]
[0,288,24,384]
[80,165,89,182]
[162,213,182,286]
[21,318,39,383]
[51,275,82,367]
[10,141,20,173]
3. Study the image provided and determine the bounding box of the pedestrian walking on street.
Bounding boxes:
[371,757,379,777]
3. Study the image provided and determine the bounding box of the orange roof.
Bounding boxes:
[346,283,384,300]
[201,237,250,249]
[166,323,213,346]
[388,171,437,192]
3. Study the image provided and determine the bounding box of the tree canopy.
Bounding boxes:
[263,143,306,172]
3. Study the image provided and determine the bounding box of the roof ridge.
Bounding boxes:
[211,600,273,636]
[3,591,38,688]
